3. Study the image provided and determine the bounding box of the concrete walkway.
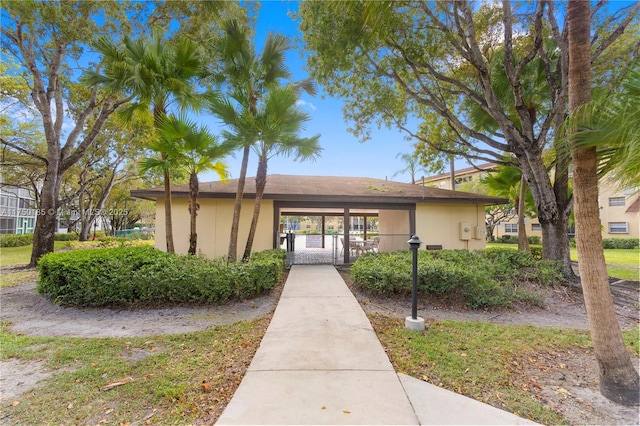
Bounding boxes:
[216,265,538,425]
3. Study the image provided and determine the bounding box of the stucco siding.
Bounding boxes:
[598,182,639,239]
[153,197,275,259]
[416,203,486,250]
[378,210,410,251]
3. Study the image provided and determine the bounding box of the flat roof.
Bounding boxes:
[132,174,508,206]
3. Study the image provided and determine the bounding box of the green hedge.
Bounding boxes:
[351,248,564,309]
[37,247,285,307]
[602,238,639,249]
[0,234,33,247]
[496,235,541,245]
[0,232,84,247]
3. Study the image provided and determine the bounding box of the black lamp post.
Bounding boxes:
[405,234,425,331]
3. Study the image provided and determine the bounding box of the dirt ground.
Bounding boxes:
[1,266,639,425]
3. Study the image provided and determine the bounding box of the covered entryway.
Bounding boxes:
[133,174,507,260]
[273,201,416,266]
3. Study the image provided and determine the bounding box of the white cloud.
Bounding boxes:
[296,99,317,111]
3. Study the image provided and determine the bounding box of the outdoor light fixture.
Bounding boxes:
[405,234,425,331]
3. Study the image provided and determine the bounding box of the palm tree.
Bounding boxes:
[207,19,315,262]
[88,29,206,253]
[392,153,427,184]
[141,114,229,255]
[239,84,321,261]
[567,0,639,406]
[573,61,640,189]
[482,165,532,251]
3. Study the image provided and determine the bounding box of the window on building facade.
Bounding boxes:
[608,197,625,207]
[531,223,541,231]
[505,223,518,233]
[608,222,628,233]
[18,198,34,209]
[454,175,472,189]
[0,196,17,208]
[0,217,16,234]
[17,217,35,234]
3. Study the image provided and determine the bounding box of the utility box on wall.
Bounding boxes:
[459,222,471,240]
[473,225,485,240]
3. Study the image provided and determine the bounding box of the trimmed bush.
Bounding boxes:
[602,238,639,249]
[37,246,285,307]
[0,232,83,247]
[528,236,541,245]
[351,248,564,309]
[54,233,80,241]
[0,234,33,247]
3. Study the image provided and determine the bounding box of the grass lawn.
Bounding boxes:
[4,313,635,425]
[0,242,69,270]
[0,319,268,424]
[370,314,640,425]
[487,243,639,281]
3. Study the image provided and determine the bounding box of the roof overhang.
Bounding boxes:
[131,174,508,206]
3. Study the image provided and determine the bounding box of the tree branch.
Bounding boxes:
[0,137,48,164]
[592,1,640,62]
[61,95,133,171]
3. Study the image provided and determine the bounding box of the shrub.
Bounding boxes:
[351,251,413,295]
[528,236,541,245]
[0,234,33,247]
[496,235,541,245]
[37,247,285,307]
[351,248,564,309]
[601,238,639,249]
[520,260,565,286]
[497,235,516,243]
[68,238,154,250]
[530,246,543,261]
[54,233,80,241]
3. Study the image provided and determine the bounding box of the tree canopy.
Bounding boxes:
[298,0,639,275]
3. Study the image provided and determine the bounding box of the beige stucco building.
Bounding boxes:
[597,176,640,239]
[133,175,507,263]
[423,163,640,241]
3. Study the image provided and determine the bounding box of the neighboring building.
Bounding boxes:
[598,176,640,239]
[0,185,37,235]
[424,162,498,191]
[423,162,640,240]
[132,174,507,263]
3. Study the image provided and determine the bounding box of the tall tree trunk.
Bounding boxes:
[188,171,199,255]
[29,167,61,266]
[449,156,455,191]
[568,0,639,406]
[79,208,94,241]
[228,144,251,262]
[518,154,572,275]
[162,154,175,253]
[153,101,175,254]
[242,157,267,262]
[552,113,575,278]
[517,175,530,252]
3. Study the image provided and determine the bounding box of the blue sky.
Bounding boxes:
[201,1,426,184]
